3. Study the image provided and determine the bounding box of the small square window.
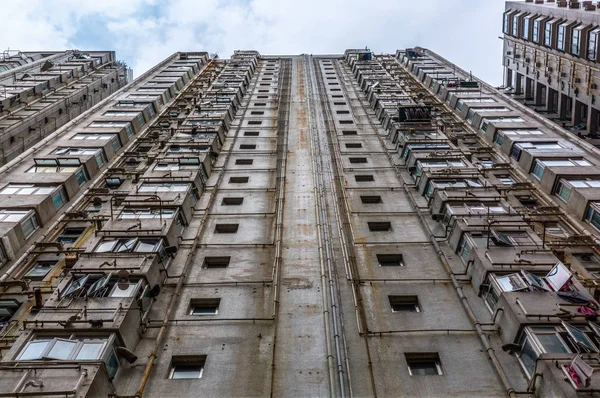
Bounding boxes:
[248,121,262,125]
[240,144,256,150]
[229,177,249,183]
[337,110,350,114]
[334,102,346,105]
[169,356,206,379]
[349,157,368,164]
[189,298,220,315]
[377,254,403,267]
[342,130,357,136]
[215,224,239,233]
[254,103,267,106]
[361,196,382,204]
[244,131,259,137]
[235,159,253,165]
[250,111,264,115]
[405,353,443,376]
[355,175,374,182]
[203,256,230,268]
[339,120,354,124]
[389,295,420,312]
[368,222,392,232]
[222,197,244,206]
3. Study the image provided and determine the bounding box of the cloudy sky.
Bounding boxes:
[1,0,507,85]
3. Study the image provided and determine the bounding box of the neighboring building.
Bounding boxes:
[0,50,129,165]
[502,0,600,138]
[0,44,599,397]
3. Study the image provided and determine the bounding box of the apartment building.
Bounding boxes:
[0,50,129,165]
[0,43,598,397]
[502,0,600,141]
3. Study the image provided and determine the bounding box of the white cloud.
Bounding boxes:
[0,0,507,84]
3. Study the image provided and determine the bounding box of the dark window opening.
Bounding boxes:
[215,224,239,234]
[377,254,403,266]
[368,221,392,232]
[222,197,244,206]
[361,195,382,204]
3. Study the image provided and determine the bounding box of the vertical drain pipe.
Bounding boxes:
[269,57,291,397]
[304,54,338,397]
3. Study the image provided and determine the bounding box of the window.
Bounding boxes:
[244,131,259,137]
[95,237,166,256]
[51,188,68,209]
[497,175,515,185]
[361,196,382,204]
[215,224,238,234]
[589,28,600,61]
[17,335,112,361]
[62,273,142,298]
[368,222,392,232]
[24,261,55,280]
[229,176,249,183]
[586,202,600,231]
[523,16,531,40]
[139,183,190,193]
[572,26,583,55]
[517,323,600,378]
[169,356,206,379]
[405,353,443,376]
[501,129,544,136]
[533,18,541,42]
[203,256,230,268]
[480,117,525,132]
[574,253,600,271]
[0,299,19,329]
[56,227,86,244]
[235,159,253,165]
[390,296,420,312]
[189,299,220,315]
[103,111,141,117]
[339,120,354,124]
[544,20,554,47]
[240,144,256,150]
[0,184,59,195]
[557,23,567,51]
[119,208,176,219]
[401,143,451,159]
[349,157,367,164]
[88,121,131,128]
[493,133,504,146]
[491,230,534,246]
[474,107,511,113]
[221,197,244,206]
[531,158,591,180]
[511,142,562,161]
[248,121,262,125]
[345,143,362,149]
[374,252,404,267]
[54,147,100,157]
[355,175,374,182]
[342,130,357,135]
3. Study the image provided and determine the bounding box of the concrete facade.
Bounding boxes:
[0,41,599,398]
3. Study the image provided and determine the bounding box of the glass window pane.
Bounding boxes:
[46,339,77,359]
[19,340,50,360]
[75,342,104,360]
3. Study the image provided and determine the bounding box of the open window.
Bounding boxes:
[62,273,142,298]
